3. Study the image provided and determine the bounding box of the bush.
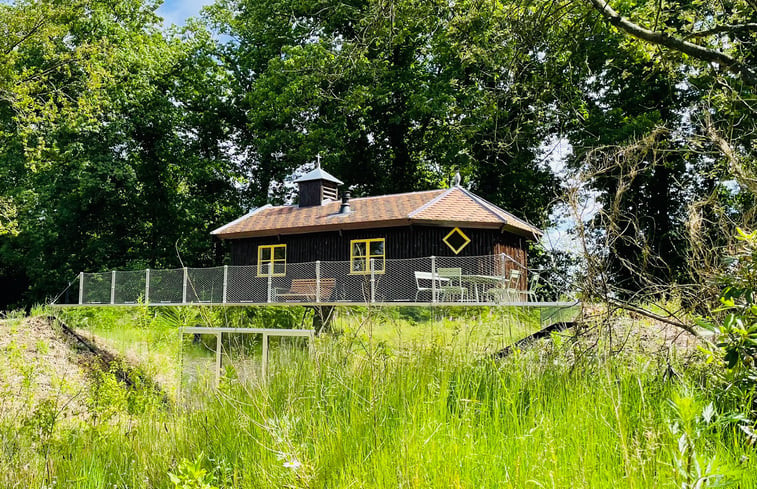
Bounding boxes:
[699,228,757,420]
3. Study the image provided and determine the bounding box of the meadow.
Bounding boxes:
[0,305,754,488]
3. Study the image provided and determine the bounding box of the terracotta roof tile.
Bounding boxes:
[212,187,541,239]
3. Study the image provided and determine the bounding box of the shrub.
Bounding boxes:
[699,228,757,420]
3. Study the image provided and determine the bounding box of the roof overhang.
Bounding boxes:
[214,218,540,240]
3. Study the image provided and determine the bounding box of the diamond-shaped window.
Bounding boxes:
[443,227,471,254]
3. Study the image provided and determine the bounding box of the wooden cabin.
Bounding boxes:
[211,165,542,303]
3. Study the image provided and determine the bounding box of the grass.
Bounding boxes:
[1,306,755,488]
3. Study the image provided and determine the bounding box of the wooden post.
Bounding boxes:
[182,267,188,304]
[110,270,116,304]
[145,269,150,304]
[78,272,84,305]
[261,333,269,381]
[215,332,222,388]
[222,265,228,304]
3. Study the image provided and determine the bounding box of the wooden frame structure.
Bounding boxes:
[179,326,315,390]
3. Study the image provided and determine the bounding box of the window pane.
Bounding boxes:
[273,263,286,275]
[260,247,271,261]
[376,258,385,272]
[370,240,384,255]
[352,242,366,257]
[261,262,273,275]
[352,259,366,272]
[273,246,286,260]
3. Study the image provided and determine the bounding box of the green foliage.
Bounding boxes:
[0,0,241,307]
[699,228,757,418]
[87,366,128,424]
[22,398,59,444]
[207,0,558,223]
[168,453,219,489]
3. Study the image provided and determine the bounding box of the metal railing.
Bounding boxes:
[59,253,574,306]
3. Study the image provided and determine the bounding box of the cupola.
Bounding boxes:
[293,157,344,207]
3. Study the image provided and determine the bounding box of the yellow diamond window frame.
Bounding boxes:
[349,238,385,275]
[443,227,471,254]
[257,244,287,277]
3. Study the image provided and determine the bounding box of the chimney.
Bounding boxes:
[292,158,344,207]
[339,192,351,214]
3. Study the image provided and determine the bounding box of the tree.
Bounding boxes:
[207,0,559,225]
[0,1,241,306]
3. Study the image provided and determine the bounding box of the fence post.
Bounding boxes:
[261,333,269,382]
[430,256,436,303]
[315,260,321,303]
[182,267,188,304]
[110,270,116,305]
[500,253,507,277]
[145,268,150,304]
[222,265,228,304]
[267,264,273,303]
[370,258,376,304]
[78,272,84,305]
[215,332,222,388]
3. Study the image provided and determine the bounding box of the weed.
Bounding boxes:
[168,453,218,489]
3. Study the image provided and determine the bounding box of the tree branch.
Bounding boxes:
[684,23,757,39]
[704,113,757,196]
[608,299,701,337]
[586,0,757,86]
[3,17,46,56]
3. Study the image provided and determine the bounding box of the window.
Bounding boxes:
[257,244,286,276]
[350,238,385,274]
[443,227,471,254]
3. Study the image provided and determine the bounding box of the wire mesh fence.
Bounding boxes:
[65,253,572,306]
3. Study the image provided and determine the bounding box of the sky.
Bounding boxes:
[157,0,214,27]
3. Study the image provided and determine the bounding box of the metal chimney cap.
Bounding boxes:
[339,192,352,214]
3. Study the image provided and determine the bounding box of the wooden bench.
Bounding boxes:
[275,278,336,302]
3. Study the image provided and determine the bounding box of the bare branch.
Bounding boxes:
[704,113,757,195]
[608,299,700,337]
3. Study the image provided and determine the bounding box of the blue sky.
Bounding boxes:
[157,0,215,26]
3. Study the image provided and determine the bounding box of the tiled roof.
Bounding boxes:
[212,187,541,239]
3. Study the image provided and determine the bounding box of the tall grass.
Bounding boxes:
[2,308,755,488]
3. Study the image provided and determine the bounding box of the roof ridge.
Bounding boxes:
[350,188,444,202]
[407,187,455,217]
[458,188,541,234]
[270,188,445,209]
[210,205,272,235]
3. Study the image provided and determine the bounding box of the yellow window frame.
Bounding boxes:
[349,238,385,275]
[443,227,471,254]
[257,244,287,277]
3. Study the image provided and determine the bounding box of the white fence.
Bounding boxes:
[60,254,570,306]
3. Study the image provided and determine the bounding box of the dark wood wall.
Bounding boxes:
[228,225,530,296]
[231,226,526,263]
